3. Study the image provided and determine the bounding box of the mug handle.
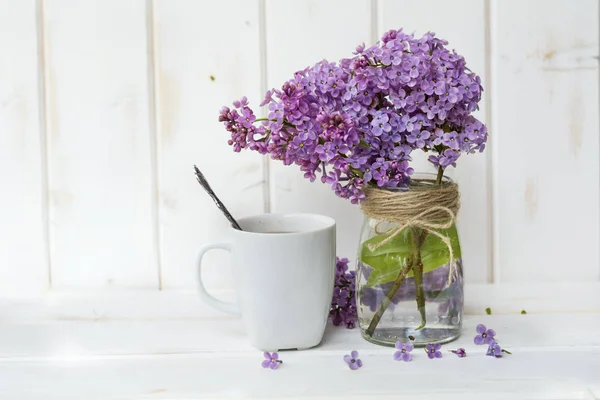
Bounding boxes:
[197,243,240,316]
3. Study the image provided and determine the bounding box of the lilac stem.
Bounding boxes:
[412,228,427,330]
[365,257,414,338]
[435,166,444,185]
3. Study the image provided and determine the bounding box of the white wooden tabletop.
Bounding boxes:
[0,283,599,399]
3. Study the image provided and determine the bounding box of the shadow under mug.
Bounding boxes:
[197,213,336,351]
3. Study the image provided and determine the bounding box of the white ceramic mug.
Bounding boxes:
[197,213,336,351]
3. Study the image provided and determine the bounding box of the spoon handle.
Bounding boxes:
[193,165,242,230]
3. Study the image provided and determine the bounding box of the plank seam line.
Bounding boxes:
[35,0,52,288]
[370,0,379,45]
[486,0,500,284]
[259,0,271,213]
[146,0,162,289]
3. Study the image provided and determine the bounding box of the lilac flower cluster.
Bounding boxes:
[330,257,357,329]
[220,29,487,203]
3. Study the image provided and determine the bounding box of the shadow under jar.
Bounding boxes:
[355,173,463,347]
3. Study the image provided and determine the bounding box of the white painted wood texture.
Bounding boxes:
[152,0,265,290]
[0,0,49,294]
[0,284,599,398]
[490,0,600,282]
[0,334,598,399]
[0,0,598,292]
[42,0,158,288]
[378,0,491,284]
[2,282,599,322]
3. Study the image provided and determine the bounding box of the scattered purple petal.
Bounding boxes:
[474,324,496,345]
[344,350,363,370]
[425,343,443,359]
[486,341,512,358]
[262,352,282,369]
[486,341,503,358]
[393,341,414,362]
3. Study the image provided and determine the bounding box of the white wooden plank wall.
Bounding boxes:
[42,0,158,288]
[0,0,49,294]
[491,0,600,283]
[0,0,598,293]
[152,0,265,290]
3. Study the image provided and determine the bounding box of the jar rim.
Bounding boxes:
[367,172,453,192]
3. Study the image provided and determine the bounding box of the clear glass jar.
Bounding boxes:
[355,174,463,347]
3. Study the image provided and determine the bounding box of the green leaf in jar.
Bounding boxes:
[359,224,462,287]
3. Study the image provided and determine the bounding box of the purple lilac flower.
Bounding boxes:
[360,286,385,312]
[486,340,512,357]
[336,257,349,274]
[371,112,392,136]
[261,352,282,369]
[425,343,443,359]
[436,260,464,314]
[329,308,343,326]
[332,287,349,307]
[449,348,467,357]
[330,257,356,328]
[486,341,503,358]
[474,324,496,345]
[220,29,487,202]
[344,350,363,370]
[438,291,462,315]
[407,129,430,148]
[393,341,414,362]
[359,283,409,311]
[315,142,336,162]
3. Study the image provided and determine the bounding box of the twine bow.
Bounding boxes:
[369,206,457,284]
[361,182,460,285]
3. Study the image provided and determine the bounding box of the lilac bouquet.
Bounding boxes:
[219,28,487,202]
[220,28,488,345]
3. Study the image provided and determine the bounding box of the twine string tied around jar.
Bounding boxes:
[360,182,460,285]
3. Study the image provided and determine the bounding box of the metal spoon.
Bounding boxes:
[193,165,242,230]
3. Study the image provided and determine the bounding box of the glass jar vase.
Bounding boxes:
[355,174,463,347]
